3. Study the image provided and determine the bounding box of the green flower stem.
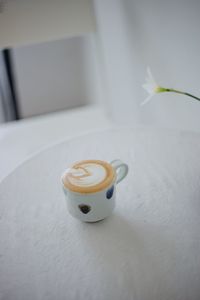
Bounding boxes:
[163,88,200,102]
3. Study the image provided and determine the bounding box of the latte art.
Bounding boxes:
[62,160,116,193]
[67,163,107,187]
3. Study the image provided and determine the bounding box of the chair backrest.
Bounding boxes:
[0,0,100,120]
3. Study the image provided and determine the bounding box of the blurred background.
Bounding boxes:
[1,0,200,177]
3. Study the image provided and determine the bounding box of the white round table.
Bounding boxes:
[1,127,200,300]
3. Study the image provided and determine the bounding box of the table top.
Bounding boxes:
[0,105,113,181]
[1,127,200,300]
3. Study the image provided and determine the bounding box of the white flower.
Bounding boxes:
[141,67,162,105]
[141,68,200,105]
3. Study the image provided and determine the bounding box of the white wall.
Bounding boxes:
[94,0,200,131]
[0,0,95,48]
[94,0,141,124]
[12,35,102,118]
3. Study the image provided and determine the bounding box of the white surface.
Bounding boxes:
[0,105,113,182]
[0,127,200,300]
[13,35,103,118]
[0,0,95,48]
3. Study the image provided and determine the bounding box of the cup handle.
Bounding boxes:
[110,159,128,184]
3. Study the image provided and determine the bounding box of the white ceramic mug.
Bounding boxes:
[61,159,128,222]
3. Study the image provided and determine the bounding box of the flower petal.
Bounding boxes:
[142,67,160,105]
[142,67,158,95]
[141,94,153,106]
[147,67,157,86]
[142,83,154,94]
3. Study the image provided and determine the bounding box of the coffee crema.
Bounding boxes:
[62,160,116,193]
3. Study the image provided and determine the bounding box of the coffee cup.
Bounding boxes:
[61,159,128,222]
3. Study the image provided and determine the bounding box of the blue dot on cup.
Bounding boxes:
[106,186,114,199]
